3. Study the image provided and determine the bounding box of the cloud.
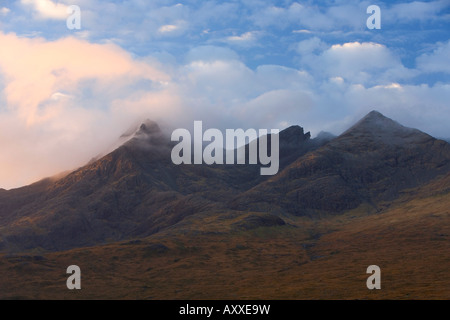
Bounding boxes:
[0,7,10,15]
[158,24,179,33]
[292,29,312,34]
[294,37,327,55]
[386,0,449,23]
[227,31,257,42]
[250,2,367,31]
[224,31,261,47]
[321,42,400,81]
[340,82,450,137]
[0,32,168,123]
[416,40,450,74]
[157,20,189,37]
[296,41,416,85]
[248,0,448,34]
[185,46,240,63]
[236,89,314,128]
[21,0,69,20]
[251,3,312,29]
[0,32,170,189]
[1,26,450,189]
[171,53,315,132]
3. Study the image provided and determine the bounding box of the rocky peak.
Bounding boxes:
[352,110,402,131]
[279,125,311,147]
[340,110,430,145]
[135,119,161,136]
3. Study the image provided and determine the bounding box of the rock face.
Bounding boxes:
[0,110,449,252]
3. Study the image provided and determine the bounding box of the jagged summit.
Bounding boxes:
[120,119,161,138]
[94,119,164,162]
[135,119,161,136]
[279,125,311,146]
[115,119,167,150]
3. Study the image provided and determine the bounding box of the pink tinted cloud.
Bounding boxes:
[0,32,172,189]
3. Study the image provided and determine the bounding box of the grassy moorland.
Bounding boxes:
[1,180,448,300]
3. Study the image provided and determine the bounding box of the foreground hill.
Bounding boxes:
[0,174,448,299]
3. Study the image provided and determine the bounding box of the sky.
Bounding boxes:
[0,0,449,189]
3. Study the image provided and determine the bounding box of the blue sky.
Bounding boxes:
[3,1,450,70]
[0,0,449,188]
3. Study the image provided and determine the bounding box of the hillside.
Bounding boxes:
[0,177,448,299]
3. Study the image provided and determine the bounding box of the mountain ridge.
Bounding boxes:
[0,110,449,252]
[229,110,450,216]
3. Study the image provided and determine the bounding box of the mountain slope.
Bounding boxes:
[1,177,448,299]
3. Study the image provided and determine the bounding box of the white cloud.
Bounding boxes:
[185,46,240,63]
[158,24,179,33]
[330,76,344,85]
[174,55,450,143]
[297,41,416,85]
[341,82,450,137]
[1,28,450,189]
[21,0,69,20]
[0,32,171,189]
[251,3,304,29]
[227,31,257,42]
[0,7,10,15]
[292,29,312,34]
[295,37,327,55]
[50,92,73,101]
[323,42,398,76]
[236,89,313,129]
[251,2,367,31]
[155,20,188,37]
[416,40,450,74]
[386,0,449,23]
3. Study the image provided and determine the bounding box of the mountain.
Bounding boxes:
[0,118,330,252]
[1,110,449,252]
[0,110,449,299]
[230,111,450,216]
